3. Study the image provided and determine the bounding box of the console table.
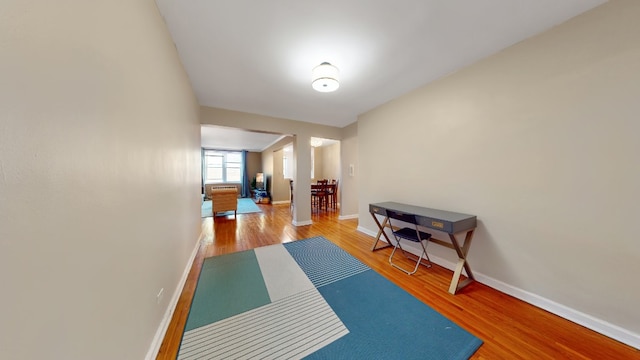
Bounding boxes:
[369,202,477,294]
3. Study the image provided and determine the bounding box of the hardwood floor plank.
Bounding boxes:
[157,203,639,359]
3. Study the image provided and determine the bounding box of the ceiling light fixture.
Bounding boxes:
[312,62,339,92]
[310,138,323,147]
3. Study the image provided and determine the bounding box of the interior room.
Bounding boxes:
[1,1,639,359]
[200,126,341,209]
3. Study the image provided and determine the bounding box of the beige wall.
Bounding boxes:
[320,143,340,183]
[311,146,324,181]
[272,148,286,202]
[358,0,640,346]
[261,147,274,195]
[262,136,294,203]
[340,122,359,217]
[246,151,262,188]
[0,1,202,359]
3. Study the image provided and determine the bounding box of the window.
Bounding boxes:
[204,150,243,183]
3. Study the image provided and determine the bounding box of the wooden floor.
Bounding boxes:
[157,203,639,360]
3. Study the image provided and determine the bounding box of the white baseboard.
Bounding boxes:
[355,226,640,350]
[145,238,201,360]
[357,226,377,238]
[338,213,359,220]
[293,219,313,226]
[476,272,640,349]
[271,200,290,205]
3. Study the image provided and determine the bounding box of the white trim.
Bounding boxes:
[476,273,640,350]
[357,226,377,237]
[145,238,202,360]
[261,134,290,152]
[271,200,290,205]
[338,213,359,220]
[293,219,313,226]
[356,226,640,350]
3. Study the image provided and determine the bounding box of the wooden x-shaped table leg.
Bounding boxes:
[370,212,394,251]
[447,229,476,294]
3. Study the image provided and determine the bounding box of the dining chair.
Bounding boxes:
[312,179,329,211]
[289,179,294,211]
[328,179,338,209]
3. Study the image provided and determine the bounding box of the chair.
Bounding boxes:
[311,179,329,211]
[210,186,238,219]
[289,179,294,211]
[386,209,432,275]
[327,179,338,209]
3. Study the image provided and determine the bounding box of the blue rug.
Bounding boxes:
[201,198,261,218]
[177,236,482,359]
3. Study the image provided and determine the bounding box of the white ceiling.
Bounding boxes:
[201,126,339,152]
[157,0,606,146]
[201,126,287,152]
